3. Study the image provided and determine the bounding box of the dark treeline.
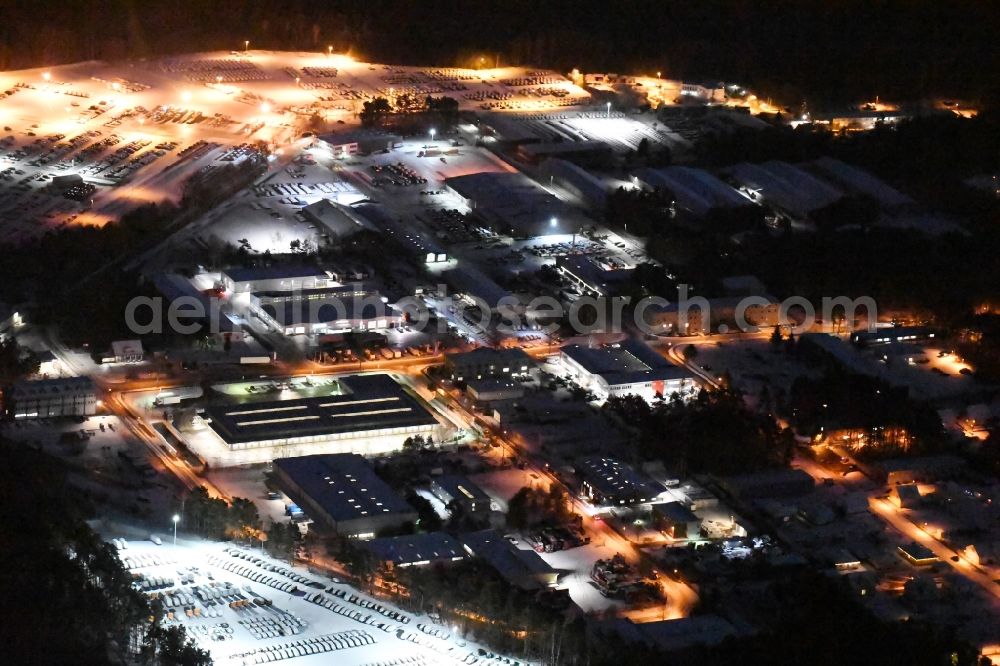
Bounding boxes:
[0,440,211,665]
[0,0,997,107]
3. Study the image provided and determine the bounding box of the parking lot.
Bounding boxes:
[1,52,587,244]
[109,536,529,665]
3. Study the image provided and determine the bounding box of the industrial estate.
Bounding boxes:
[2,6,1000,666]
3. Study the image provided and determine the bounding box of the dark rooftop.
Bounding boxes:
[205,374,437,445]
[273,453,414,523]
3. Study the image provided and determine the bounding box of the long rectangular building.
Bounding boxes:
[578,456,665,506]
[9,376,96,420]
[561,338,695,402]
[633,166,752,217]
[272,453,416,539]
[191,374,445,465]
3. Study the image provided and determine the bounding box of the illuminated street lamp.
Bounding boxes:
[172,514,180,547]
[429,127,436,142]
[327,45,333,57]
[657,71,661,79]
[549,216,558,228]
[244,40,250,53]
[606,101,611,118]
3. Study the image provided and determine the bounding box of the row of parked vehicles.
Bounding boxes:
[222,546,321,587]
[327,586,412,624]
[208,556,302,594]
[525,526,590,553]
[370,161,426,186]
[120,551,173,570]
[238,607,307,640]
[236,629,375,664]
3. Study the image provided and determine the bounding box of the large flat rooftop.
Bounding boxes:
[562,338,692,386]
[272,453,413,524]
[205,373,437,445]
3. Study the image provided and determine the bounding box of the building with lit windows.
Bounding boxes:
[187,374,446,466]
[272,453,416,538]
[443,347,534,381]
[578,456,666,506]
[560,338,695,402]
[8,376,96,420]
[430,474,493,514]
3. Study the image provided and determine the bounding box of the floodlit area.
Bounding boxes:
[109,535,526,666]
[0,51,588,241]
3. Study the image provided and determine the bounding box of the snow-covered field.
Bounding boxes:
[0,50,589,241]
[113,536,529,666]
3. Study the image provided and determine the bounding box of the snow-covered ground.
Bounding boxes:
[110,535,530,666]
[0,50,588,240]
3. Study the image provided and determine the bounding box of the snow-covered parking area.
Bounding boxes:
[113,537,529,666]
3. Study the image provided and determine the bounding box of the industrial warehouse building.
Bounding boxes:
[361,531,467,568]
[465,378,525,402]
[538,158,610,210]
[8,376,97,420]
[460,530,560,590]
[516,140,613,167]
[651,501,702,540]
[272,453,416,539]
[555,255,634,297]
[188,373,446,466]
[300,199,369,239]
[632,166,753,218]
[850,326,935,347]
[807,157,914,211]
[315,131,401,158]
[250,283,402,336]
[444,172,584,238]
[443,347,534,381]
[222,265,342,294]
[727,161,844,222]
[642,295,781,335]
[430,475,494,514]
[560,338,695,402]
[578,456,666,506]
[353,203,449,264]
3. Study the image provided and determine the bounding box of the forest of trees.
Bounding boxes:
[604,388,793,476]
[784,366,947,457]
[0,440,210,665]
